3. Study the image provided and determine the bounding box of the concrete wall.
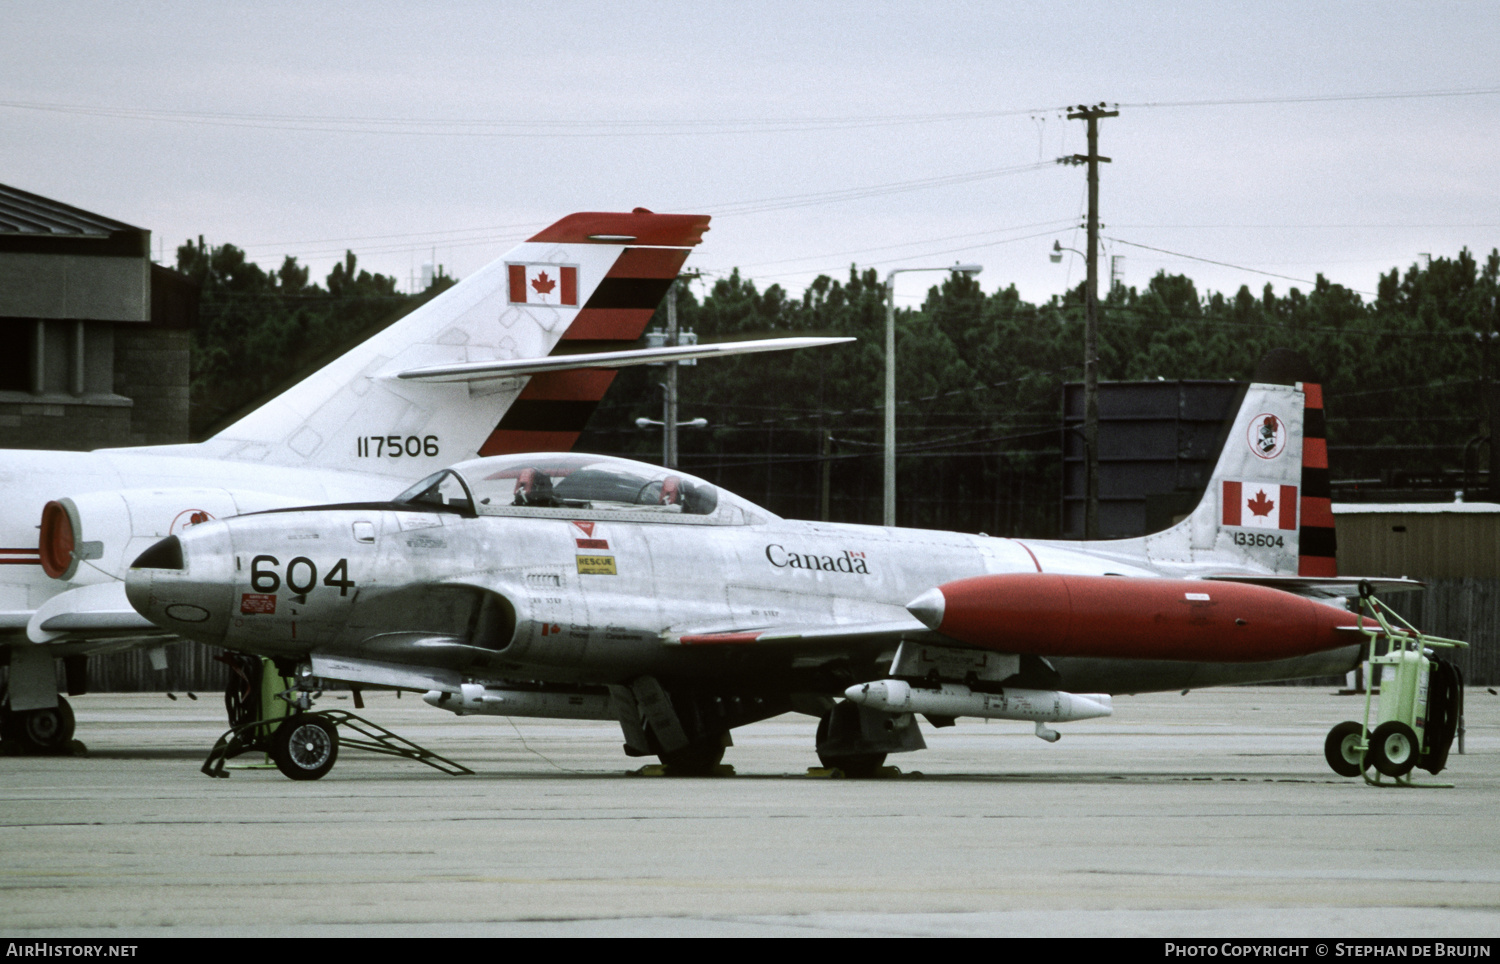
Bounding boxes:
[114,327,190,445]
[0,391,134,450]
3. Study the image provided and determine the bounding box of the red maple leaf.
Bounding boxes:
[1247,488,1275,517]
[530,271,557,296]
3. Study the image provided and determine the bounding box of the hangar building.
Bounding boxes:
[0,182,197,450]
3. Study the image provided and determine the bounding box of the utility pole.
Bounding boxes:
[649,272,700,469]
[665,278,680,469]
[1065,103,1117,540]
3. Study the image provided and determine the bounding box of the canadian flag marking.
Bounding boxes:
[1222,480,1298,531]
[508,263,578,306]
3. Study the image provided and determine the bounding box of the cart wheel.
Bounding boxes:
[1369,720,1418,778]
[271,716,339,780]
[1323,720,1367,778]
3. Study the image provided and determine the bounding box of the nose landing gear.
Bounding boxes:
[200,658,471,779]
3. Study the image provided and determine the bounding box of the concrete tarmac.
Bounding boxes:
[2,686,1498,938]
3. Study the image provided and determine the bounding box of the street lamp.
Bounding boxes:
[884,263,982,527]
[636,412,707,467]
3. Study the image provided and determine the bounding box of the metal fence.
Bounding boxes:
[84,638,231,694]
[1378,578,1500,686]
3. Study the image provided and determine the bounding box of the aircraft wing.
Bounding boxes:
[393,336,854,383]
[1201,574,1425,598]
[26,582,166,645]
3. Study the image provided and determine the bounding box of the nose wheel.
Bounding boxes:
[270,716,339,780]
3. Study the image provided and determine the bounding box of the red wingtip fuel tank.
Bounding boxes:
[909,574,1368,663]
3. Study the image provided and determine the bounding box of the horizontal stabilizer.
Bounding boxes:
[1202,574,1425,598]
[393,336,854,383]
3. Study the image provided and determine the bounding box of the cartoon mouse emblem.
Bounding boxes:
[1248,414,1286,459]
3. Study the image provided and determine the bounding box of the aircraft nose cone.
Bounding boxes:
[906,587,946,631]
[126,527,234,644]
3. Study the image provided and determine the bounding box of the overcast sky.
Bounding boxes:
[4,1,1497,310]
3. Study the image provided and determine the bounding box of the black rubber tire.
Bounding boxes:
[658,737,726,776]
[1323,720,1366,778]
[815,710,886,777]
[1369,720,1419,778]
[2,697,76,752]
[817,752,887,778]
[1420,658,1463,775]
[271,716,339,780]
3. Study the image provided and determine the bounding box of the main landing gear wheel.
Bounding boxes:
[815,710,886,778]
[1323,720,1368,778]
[1,697,76,753]
[657,736,727,776]
[271,716,339,780]
[1368,720,1419,778]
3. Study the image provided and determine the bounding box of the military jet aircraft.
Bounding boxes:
[124,351,1416,778]
[3,207,846,752]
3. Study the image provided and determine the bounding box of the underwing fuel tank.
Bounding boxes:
[845,679,1112,723]
[423,685,614,720]
[907,573,1366,663]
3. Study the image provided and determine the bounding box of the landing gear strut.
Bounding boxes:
[813,700,926,777]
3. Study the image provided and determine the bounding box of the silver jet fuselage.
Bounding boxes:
[124,453,1359,697]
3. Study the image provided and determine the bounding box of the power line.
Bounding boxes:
[1117,85,1500,110]
[10,85,1498,138]
[1104,237,1380,296]
[0,99,1060,138]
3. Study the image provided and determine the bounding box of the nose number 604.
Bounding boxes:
[250,555,356,596]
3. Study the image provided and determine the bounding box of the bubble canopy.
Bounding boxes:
[393,453,772,524]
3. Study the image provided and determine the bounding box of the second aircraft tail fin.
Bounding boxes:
[196,209,711,478]
[1122,349,1337,577]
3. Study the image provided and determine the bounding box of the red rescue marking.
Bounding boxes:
[575,538,609,550]
[240,593,276,615]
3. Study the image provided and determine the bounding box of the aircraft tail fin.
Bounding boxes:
[194,210,710,478]
[1125,349,1336,577]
